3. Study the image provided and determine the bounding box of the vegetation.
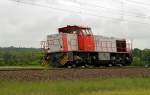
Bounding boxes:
[0,47,150,66]
[132,48,150,66]
[0,47,42,66]
[0,77,150,95]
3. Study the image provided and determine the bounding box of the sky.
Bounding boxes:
[0,0,150,49]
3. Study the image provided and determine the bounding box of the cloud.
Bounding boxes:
[0,0,150,49]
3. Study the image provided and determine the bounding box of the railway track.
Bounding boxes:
[0,66,150,80]
[0,66,148,71]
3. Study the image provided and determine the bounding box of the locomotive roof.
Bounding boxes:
[58,25,91,33]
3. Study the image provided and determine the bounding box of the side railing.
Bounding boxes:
[41,41,48,53]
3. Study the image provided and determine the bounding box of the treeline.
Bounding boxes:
[0,47,43,66]
[0,47,149,66]
[132,48,150,66]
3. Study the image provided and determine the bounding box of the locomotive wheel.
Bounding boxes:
[81,66,85,68]
[85,64,89,68]
[145,64,149,68]
[89,65,94,68]
[108,64,113,67]
[118,64,123,67]
[67,66,72,69]
[72,64,76,68]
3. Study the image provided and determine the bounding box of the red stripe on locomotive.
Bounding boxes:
[78,35,95,51]
[61,33,68,52]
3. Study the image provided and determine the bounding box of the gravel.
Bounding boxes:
[0,68,150,80]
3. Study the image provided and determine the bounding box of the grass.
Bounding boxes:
[0,77,150,95]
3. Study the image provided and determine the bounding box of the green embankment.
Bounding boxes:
[0,47,42,66]
[0,77,150,95]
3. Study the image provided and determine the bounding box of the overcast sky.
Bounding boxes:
[0,0,150,49]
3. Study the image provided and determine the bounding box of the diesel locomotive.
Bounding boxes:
[41,25,132,67]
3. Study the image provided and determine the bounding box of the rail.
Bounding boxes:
[0,66,149,71]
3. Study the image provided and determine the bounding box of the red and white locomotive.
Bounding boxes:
[41,25,132,67]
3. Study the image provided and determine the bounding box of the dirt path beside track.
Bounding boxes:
[0,68,150,80]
